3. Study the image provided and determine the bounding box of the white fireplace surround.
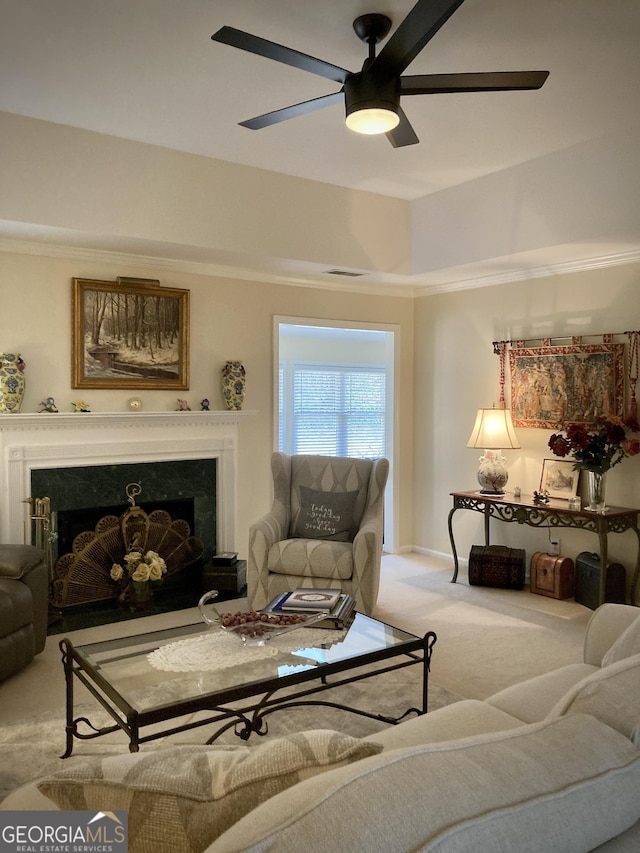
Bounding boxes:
[0,411,253,548]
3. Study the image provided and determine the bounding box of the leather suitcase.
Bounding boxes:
[468,545,525,590]
[575,551,626,610]
[530,552,575,599]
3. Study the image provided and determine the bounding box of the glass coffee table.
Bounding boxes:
[59,613,436,757]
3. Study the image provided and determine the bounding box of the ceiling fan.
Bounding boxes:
[211,0,549,148]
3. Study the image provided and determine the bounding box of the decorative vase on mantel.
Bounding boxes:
[221,360,246,411]
[0,353,26,413]
[586,470,608,513]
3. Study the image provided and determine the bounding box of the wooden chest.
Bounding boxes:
[530,552,575,599]
[468,545,525,590]
[575,551,626,610]
[202,559,247,595]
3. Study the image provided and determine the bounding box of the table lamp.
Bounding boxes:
[467,406,521,494]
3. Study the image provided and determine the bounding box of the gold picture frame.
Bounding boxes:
[72,278,189,389]
[540,458,580,501]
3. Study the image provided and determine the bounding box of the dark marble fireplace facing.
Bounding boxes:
[31,458,218,632]
[32,459,216,563]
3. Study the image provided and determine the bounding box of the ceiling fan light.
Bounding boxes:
[345,107,400,135]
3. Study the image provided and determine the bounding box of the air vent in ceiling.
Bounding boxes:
[325,269,364,277]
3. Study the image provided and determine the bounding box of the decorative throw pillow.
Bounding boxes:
[37,730,382,853]
[291,486,359,541]
[601,614,640,667]
[546,652,640,746]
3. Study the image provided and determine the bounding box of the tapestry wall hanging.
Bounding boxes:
[509,342,624,429]
[72,277,190,390]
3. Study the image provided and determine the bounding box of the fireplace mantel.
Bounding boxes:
[0,410,255,431]
[0,410,255,546]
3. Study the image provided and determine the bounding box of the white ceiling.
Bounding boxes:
[2,0,640,291]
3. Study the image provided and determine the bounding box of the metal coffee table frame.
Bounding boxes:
[60,614,437,757]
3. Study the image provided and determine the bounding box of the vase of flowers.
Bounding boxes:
[110,549,167,612]
[548,416,640,511]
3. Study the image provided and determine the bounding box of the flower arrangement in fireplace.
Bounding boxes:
[111,549,167,608]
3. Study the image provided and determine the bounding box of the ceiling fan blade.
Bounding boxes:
[386,108,419,148]
[240,91,344,130]
[400,70,549,94]
[212,26,349,84]
[372,0,467,80]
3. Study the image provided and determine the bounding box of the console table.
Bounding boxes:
[448,491,640,607]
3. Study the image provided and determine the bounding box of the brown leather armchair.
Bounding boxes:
[0,545,48,681]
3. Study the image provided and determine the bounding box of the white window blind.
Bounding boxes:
[280,362,386,458]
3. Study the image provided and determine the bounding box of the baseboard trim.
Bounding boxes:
[410,545,468,568]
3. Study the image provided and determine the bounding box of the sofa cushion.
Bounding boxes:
[291,486,359,542]
[486,662,598,722]
[268,538,354,579]
[362,699,524,750]
[287,455,370,532]
[601,613,640,667]
[207,715,640,853]
[546,652,640,746]
[36,730,382,853]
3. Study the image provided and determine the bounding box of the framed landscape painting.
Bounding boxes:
[72,278,189,389]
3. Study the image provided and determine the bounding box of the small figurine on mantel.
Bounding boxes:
[71,400,91,412]
[200,398,210,411]
[176,398,191,411]
[39,396,58,413]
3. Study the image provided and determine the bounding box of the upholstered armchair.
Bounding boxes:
[0,545,48,681]
[248,452,389,616]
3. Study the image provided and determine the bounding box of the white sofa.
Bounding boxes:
[3,603,640,853]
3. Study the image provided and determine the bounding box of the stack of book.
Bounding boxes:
[264,587,356,630]
[210,552,238,567]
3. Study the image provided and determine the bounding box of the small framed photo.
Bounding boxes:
[539,458,579,501]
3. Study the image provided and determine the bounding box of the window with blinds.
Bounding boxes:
[279,362,386,458]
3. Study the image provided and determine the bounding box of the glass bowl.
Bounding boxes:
[219,611,327,646]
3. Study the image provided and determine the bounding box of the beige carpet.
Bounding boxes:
[375,552,592,699]
[0,552,594,800]
[0,553,593,725]
[0,664,459,801]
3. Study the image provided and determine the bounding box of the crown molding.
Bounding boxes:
[0,237,415,298]
[2,236,639,299]
[414,248,640,297]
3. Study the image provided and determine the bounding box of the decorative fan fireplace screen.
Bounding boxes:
[51,484,204,608]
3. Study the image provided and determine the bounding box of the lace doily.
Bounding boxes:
[147,627,345,673]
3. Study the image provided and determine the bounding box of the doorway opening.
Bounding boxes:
[274,317,398,551]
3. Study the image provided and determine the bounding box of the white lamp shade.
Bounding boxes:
[467,407,521,450]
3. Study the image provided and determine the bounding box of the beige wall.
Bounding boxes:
[3,249,639,597]
[0,250,414,556]
[414,263,640,599]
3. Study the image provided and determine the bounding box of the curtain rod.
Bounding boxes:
[493,331,640,350]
